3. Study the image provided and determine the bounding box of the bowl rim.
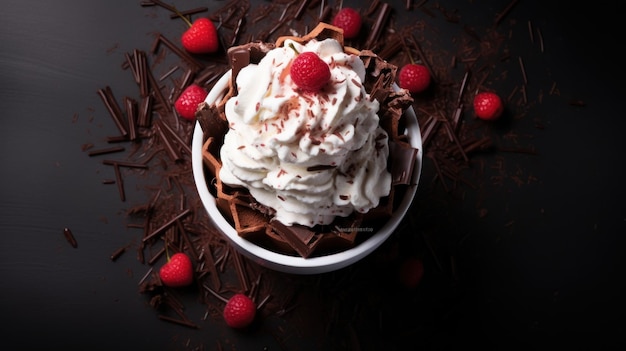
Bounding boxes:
[191,69,423,274]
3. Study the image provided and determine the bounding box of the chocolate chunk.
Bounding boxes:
[226,42,275,94]
[230,201,267,240]
[389,140,419,186]
[196,103,229,145]
[227,47,250,92]
[269,221,322,258]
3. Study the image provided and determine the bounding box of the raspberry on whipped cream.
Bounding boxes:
[218,38,392,227]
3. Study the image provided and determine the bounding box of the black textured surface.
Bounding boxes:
[1,0,625,350]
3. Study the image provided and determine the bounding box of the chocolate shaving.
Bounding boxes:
[494,0,519,26]
[87,146,125,157]
[146,61,171,112]
[159,65,180,81]
[143,209,191,243]
[306,165,336,172]
[145,0,176,12]
[138,95,153,128]
[155,33,203,71]
[155,120,183,162]
[365,2,390,50]
[110,246,127,261]
[157,315,199,329]
[63,227,78,248]
[97,87,128,137]
[457,71,470,106]
[135,50,150,97]
[158,118,192,156]
[294,0,310,19]
[124,97,138,141]
[518,56,528,85]
[231,247,250,292]
[168,7,208,19]
[102,159,148,169]
[112,162,125,201]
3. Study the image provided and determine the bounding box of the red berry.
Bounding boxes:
[332,8,362,39]
[398,257,424,289]
[159,253,194,288]
[398,63,431,93]
[223,293,256,328]
[473,92,504,120]
[181,18,219,54]
[174,84,208,120]
[290,52,331,92]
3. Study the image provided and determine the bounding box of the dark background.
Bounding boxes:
[1,0,625,350]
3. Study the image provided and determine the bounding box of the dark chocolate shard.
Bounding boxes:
[388,140,419,186]
[270,221,322,258]
[227,47,250,92]
[230,201,267,240]
[196,103,229,145]
[226,41,275,97]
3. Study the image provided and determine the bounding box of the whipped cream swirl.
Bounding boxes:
[219,38,391,227]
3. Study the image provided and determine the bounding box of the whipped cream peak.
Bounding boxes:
[218,38,391,227]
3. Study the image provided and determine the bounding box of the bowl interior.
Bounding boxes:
[191,70,422,274]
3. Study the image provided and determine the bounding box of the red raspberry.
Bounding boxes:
[181,18,219,54]
[332,7,362,39]
[473,91,504,120]
[398,63,431,93]
[223,293,257,328]
[174,84,207,120]
[158,253,194,288]
[290,51,331,92]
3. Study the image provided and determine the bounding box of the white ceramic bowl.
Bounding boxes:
[192,70,422,274]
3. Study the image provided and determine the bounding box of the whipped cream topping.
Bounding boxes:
[218,38,391,227]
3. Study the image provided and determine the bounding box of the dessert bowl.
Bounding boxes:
[191,70,423,274]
